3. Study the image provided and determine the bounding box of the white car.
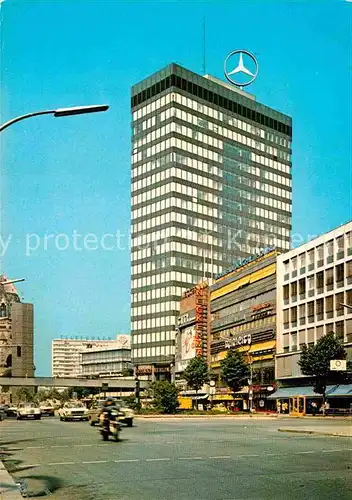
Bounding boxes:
[39,402,55,416]
[17,402,41,420]
[59,402,88,421]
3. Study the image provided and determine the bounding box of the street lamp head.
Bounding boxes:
[53,105,109,117]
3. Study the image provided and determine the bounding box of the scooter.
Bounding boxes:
[99,412,121,442]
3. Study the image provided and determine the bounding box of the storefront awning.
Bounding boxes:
[326,384,352,397]
[267,386,324,399]
[268,384,352,400]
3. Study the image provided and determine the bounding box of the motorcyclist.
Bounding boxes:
[100,398,120,428]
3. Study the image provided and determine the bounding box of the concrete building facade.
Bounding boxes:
[276,221,352,386]
[81,346,132,378]
[130,63,292,368]
[209,249,278,410]
[52,335,129,378]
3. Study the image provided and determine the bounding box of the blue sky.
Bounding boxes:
[1,0,351,375]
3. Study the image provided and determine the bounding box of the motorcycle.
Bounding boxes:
[99,411,121,442]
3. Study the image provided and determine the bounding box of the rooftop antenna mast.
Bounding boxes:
[202,17,206,75]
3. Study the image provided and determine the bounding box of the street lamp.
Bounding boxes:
[340,303,352,311]
[0,105,109,133]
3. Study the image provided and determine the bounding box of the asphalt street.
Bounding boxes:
[0,417,351,500]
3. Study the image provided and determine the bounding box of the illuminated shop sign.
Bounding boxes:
[225,334,252,349]
[215,246,276,281]
[177,313,190,327]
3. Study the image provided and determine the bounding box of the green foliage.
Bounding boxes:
[298,332,348,398]
[37,388,62,402]
[183,355,210,392]
[122,394,139,410]
[150,381,179,414]
[15,388,35,403]
[220,350,250,394]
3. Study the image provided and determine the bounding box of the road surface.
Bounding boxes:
[1,417,351,499]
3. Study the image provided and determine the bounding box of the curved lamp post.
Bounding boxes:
[0,104,109,133]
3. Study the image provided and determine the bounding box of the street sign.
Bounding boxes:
[330,360,347,371]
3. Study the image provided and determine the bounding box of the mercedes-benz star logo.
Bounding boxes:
[224,50,259,87]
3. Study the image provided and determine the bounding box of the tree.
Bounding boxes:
[150,381,179,414]
[298,332,348,407]
[183,355,210,398]
[14,387,35,403]
[220,350,250,394]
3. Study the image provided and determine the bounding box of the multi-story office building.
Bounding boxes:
[209,248,278,410]
[276,221,352,386]
[52,335,129,378]
[81,345,132,378]
[131,63,292,367]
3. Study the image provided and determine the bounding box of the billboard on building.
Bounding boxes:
[181,327,196,361]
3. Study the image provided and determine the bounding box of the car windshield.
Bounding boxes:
[66,402,84,408]
[24,403,38,408]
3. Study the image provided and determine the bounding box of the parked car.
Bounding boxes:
[58,401,89,421]
[17,402,41,420]
[6,404,18,417]
[87,399,134,427]
[39,402,55,416]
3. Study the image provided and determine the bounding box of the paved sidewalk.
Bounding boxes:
[0,460,22,500]
[278,424,352,438]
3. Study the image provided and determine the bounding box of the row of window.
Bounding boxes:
[132,254,220,276]
[283,262,352,302]
[282,290,352,327]
[132,137,222,165]
[283,234,352,275]
[132,182,219,207]
[133,92,291,149]
[227,187,291,213]
[132,197,218,224]
[134,107,286,161]
[132,77,292,137]
[132,345,175,358]
[132,182,291,214]
[132,210,217,237]
[131,271,200,291]
[132,151,290,190]
[213,315,275,338]
[223,156,291,188]
[132,286,186,303]
[132,152,221,180]
[280,319,352,353]
[223,172,291,201]
[132,226,219,248]
[132,331,176,344]
[132,166,220,193]
[131,231,291,263]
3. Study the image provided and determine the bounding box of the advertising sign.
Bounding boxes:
[181,327,196,361]
[225,334,252,349]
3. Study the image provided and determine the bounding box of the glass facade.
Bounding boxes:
[131,64,292,365]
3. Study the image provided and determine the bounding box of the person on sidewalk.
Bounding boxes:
[311,401,317,416]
